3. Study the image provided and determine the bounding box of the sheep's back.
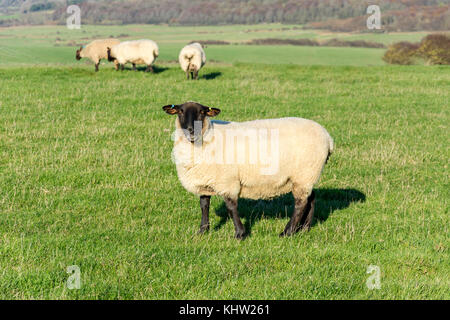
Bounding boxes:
[84,39,120,60]
[112,40,158,64]
[212,117,331,166]
[211,118,332,198]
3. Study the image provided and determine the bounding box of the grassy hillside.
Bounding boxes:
[0,63,448,299]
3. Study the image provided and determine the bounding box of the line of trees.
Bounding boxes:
[1,0,449,31]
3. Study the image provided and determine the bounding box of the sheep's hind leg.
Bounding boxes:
[145,65,154,73]
[198,195,211,234]
[95,62,99,72]
[280,191,313,237]
[299,191,315,231]
[132,63,137,71]
[224,198,246,239]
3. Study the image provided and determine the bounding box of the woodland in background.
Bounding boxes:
[0,0,449,31]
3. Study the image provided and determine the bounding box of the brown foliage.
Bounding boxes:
[190,40,230,46]
[246,38,385,49]
[417,34,450,65]
[383,42,420,65]
[383,34,450,65]
[247,38,319,46]
[322,39,385,49]
[1,0,448,31]
[308,4,449,32]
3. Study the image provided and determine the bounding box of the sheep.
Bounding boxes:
[163,101,334,239]
[107,39,159,72]
[178,43,206,80]
[75,39,120,72]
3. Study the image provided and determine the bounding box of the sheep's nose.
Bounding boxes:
[187,127,194,134]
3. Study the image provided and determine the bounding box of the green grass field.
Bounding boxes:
[0,25,449,300]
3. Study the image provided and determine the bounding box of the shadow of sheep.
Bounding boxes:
[128,65,168,73]
[213,188,366,236]
[201,72,222,80]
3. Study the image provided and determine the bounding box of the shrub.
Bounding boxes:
[323,39,385,49]
[383,34,450,65]
[247,38,319,46]
[383,42,420,65]
[189,40,230,46]
[417,34,450,65]
[30,3,55,12]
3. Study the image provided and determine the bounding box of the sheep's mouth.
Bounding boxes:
[184,132,202,143]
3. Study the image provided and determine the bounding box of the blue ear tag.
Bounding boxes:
[171,104,175,109]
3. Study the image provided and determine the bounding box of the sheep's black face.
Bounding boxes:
[75,47,82,60]
[107,47,115,62]
[163,102,220,143]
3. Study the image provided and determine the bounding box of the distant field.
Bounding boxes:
[0,24,436,67]
[0,22,438,44]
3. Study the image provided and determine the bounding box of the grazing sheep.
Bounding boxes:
[107,39,159,72]
[75,39,120,72]
[179,43,206,80]
[163,101,334,239]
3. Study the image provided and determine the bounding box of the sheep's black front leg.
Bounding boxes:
[95,63,99,72]
[198,195,211,234]
[194,69,199,80]
[120,64,124,71]
[132,63,137,71]
[224,198,246,239]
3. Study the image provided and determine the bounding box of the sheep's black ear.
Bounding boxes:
[163,104,180,115]
[203,106,220,117]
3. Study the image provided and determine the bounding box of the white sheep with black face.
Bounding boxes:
[163,101,334,239]
[107,39,159,72]
[76,39,121,72]
[178,43,206,80]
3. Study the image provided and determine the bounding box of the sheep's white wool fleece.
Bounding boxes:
[178,43,206,72]
[110,39,159,65]
[172,117,333,200]
[80,39,120,63]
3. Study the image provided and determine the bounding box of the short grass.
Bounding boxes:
[0,62,448,299]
